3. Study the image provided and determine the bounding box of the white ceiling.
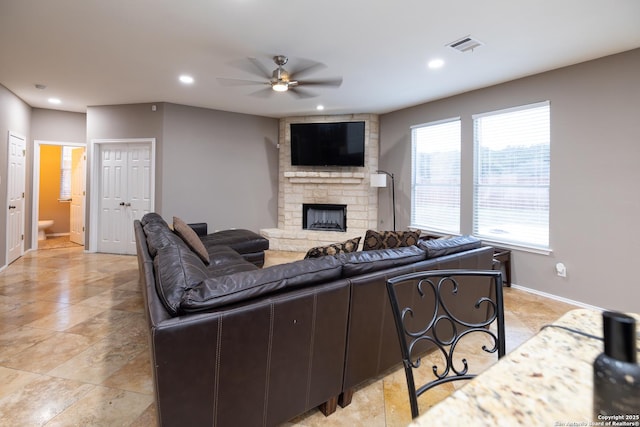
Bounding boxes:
[1,0,639,118]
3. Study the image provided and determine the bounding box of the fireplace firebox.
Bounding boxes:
[302,204,347,232]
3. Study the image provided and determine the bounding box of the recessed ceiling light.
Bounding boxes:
[316,105,324,111]
[48,98,61,104]
[428,59,445,69]
[179,75,194,84]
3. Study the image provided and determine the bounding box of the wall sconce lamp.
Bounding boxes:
[370,170,396,230]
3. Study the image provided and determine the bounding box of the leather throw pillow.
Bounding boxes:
[362,229,421,251]
[173,216,210,265]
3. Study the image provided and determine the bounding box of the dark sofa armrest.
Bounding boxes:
[188,222,208,237]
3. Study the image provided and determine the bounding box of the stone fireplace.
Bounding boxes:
[261,114,379,251]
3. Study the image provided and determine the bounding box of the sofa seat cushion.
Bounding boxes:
[201,229,269,255]
[206,245,259,276]
[207,263,259,278]
[362,230,421,251]
[418,235,482,258]
[206,245,252,267]
[153,244,210,316]
[338,246,427,277]
[180,256,343,313]
[304,236,361,259]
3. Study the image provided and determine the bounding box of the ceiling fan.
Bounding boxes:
[217,55,343,98]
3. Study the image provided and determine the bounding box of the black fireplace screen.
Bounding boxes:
[302,204,347,232]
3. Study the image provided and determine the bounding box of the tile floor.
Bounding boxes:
[0,246,577,426]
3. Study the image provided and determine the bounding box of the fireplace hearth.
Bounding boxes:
[303,204,347,232]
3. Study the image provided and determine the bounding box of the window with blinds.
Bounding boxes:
[411,118,461,234]
[473,101,550,249]
[59,146,73,200]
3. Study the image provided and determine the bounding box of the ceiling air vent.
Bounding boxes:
[447,36,484,52]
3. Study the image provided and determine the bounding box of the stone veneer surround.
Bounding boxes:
[261,114,379,251]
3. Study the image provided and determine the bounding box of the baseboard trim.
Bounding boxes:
[47,232,71,237]
[510,284,603,311]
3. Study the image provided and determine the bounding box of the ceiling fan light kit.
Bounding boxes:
[272,82,288,92]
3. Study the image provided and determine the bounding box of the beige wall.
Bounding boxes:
[161,103,279,231]
[31,108,86,142]
[0,84,31,264]
[379,48,640,312]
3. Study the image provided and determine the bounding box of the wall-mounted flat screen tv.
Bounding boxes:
[290,121,365,167]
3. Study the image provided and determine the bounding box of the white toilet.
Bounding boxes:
[38,219,54,240]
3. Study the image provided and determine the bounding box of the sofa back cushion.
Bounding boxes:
[143,220,186,257]
[338,246,427,277]
[417,235,482,258]
[141,212,167,226]
[180,256,343,313]
[153,244,210,316]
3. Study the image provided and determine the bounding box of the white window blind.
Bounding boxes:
[473,101,550,249]
[411,119,461,234]
[59,146,73,200]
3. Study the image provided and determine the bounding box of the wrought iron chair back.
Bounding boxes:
[385,269,505,418]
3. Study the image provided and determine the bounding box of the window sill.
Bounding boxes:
[478,239,552,256]
[410,226,552,255]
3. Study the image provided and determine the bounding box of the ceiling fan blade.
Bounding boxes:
[248,57,273,79]
[226,57,273,79]
[217,77,269,87]
[288,87,317,99]
[288,60,327,80]
[297,77,343,88]
[249,87,274,98]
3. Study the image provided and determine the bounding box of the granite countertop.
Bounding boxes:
[411,308,640,426]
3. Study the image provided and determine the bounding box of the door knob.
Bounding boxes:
[125,202,131,207]
[119,202,125,206]
[8,205,15,209]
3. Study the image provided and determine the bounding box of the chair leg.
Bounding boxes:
[338,388,355,408]
[405,366,420,419]
[319,396,338,416]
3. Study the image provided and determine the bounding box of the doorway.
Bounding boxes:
[89,139,155,255]
[32,140,86,250]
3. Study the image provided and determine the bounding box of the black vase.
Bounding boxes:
[593,311,640,419]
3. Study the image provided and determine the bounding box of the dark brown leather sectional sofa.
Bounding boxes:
[134,213,495,426]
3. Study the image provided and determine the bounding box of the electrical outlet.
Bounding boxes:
[556,262,567,278]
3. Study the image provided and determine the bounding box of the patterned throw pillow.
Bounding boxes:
[362,230,421,251]
[304,237,361,259]
[173,216,210,265]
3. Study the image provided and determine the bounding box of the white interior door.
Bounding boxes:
[126,144,152,248]
[70,147,85,245]
[7,132,26,264]
[98,143,152,254]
